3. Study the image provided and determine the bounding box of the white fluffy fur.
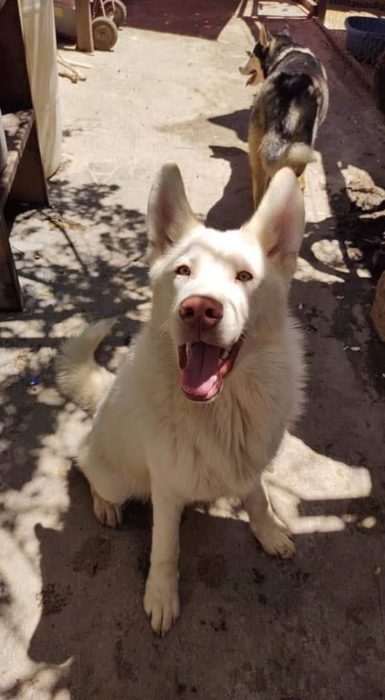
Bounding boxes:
[57,164,306,635]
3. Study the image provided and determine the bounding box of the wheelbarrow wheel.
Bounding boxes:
[92,16,118,51]
[103,0,127,28]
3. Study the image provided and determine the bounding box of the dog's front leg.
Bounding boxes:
[244,475,295,559]
[144,483,183,636]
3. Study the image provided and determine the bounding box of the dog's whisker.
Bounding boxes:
[159,320,170,336]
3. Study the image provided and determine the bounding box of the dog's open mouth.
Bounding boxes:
[178,339,243,401]
[246,70,257,86]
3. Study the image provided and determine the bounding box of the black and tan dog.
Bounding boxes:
[239,24,329,207]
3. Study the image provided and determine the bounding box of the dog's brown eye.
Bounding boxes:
[236,270,253,282]
[176,265,191,276]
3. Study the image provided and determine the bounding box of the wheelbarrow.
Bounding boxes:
[91,0,127,51]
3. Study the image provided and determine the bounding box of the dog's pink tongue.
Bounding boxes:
[181,342,221,399]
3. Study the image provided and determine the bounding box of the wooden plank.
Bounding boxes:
[8,121,49,208]
[75,0,94,53]
[315,0,328,23]
[0,109,48,310]
[0,209,23,310]
[0,110,34,209]
[258,1,308,19]
[299,0,317,16]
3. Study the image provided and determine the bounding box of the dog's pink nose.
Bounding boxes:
[179,295,223,329]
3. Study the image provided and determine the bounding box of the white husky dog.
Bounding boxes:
[57,163,305,635]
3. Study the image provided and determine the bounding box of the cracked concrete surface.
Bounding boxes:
[1,3,385,698]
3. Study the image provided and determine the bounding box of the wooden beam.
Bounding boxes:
[75,0,94,53]
[315,0,328,23]
[0,210,23,310]
[1,111,34,208]
[297,0,316,17]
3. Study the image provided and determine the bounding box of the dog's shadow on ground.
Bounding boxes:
[206,145,253,229]
[206,109,253,229]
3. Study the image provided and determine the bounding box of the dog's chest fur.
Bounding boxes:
[134,330,294,502]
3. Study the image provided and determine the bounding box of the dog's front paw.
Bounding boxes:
[91,488,123,529]
[143,567,180,636]
[250,512,295,559]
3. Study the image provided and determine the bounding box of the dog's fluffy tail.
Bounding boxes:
[56,318,116,412]
[286,143,317,168]
[262,134,317,171]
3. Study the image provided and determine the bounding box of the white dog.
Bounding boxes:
[57,163,305,635]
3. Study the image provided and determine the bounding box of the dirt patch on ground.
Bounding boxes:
[71,535,113,577]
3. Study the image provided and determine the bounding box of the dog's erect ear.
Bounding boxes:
[258,22,271,47]
[280,24,291,37]
[147,162,197,261]
[243,168,305,280]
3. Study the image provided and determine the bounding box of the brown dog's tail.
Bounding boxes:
[56,319,116,412]
[261,133,317,175]
[286,143,317,169]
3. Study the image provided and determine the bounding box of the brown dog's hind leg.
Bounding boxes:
[249,122,268,209]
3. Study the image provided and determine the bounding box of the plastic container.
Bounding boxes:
[19,0,62,178]
[345,16,385,66]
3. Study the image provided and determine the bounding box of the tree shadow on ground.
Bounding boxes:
[0,174,154,697]
[2,91,385,695]
[1,178,149,493]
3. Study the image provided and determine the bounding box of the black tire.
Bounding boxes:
[103,0,127,28]
[92,17,118,51]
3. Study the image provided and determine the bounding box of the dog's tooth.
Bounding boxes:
[221,349,229,360]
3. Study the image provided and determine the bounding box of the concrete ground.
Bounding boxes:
[1,2,385,698]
